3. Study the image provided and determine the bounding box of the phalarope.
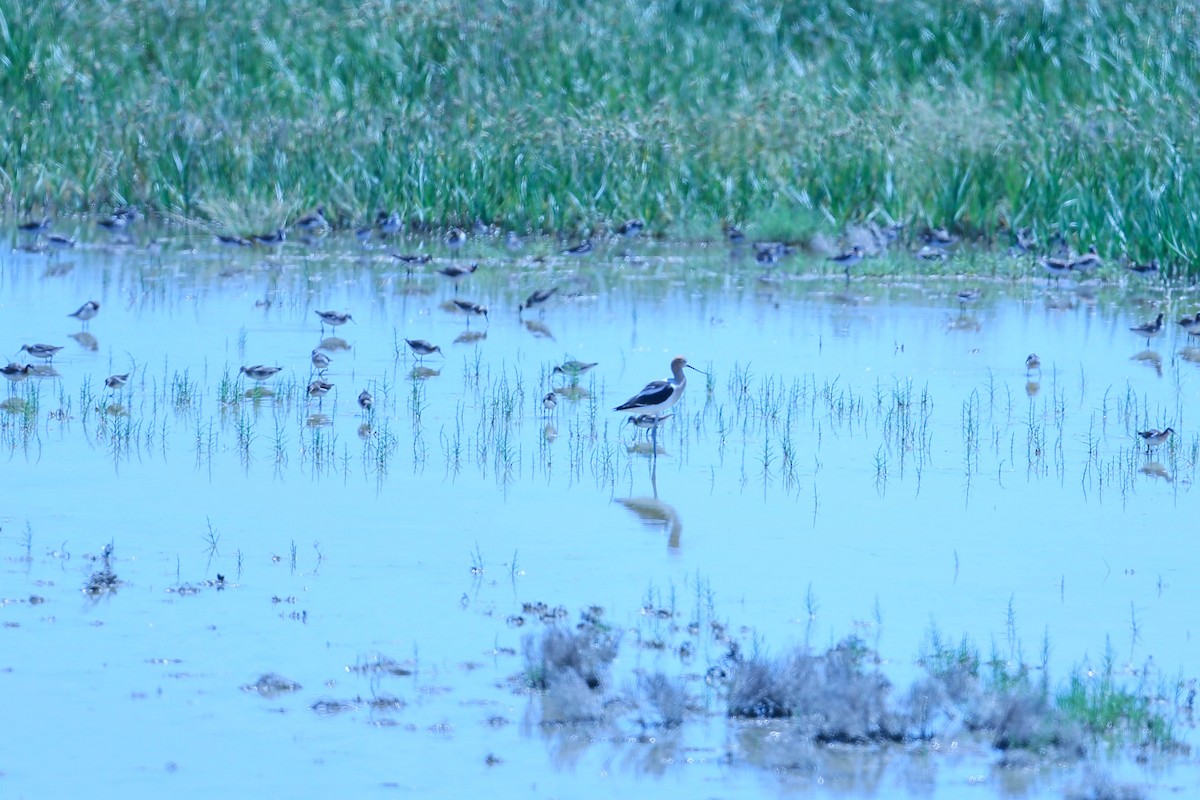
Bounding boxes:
[437,262,478,292]
[314,310,354,330]
[1178,313,1200,337]
[311,349,331,373]
[217,233,252,247]
[561,239,593,256]
[1,363,34,383]
[552,360,598,382]
[19,343,63,362]
[358,389,374,411]
[445,227,467,250]
[105,372,132,390]
[294,206,330,233]
[1130,313,1164,346]
[239,365,282,382]
[452,299,488,324]
[1137,427,1174,454]
[1025,354,1041,373]
[542,391,558,412]
[252,228,286,247]
[519,287,557,315]
[829,245,865,277]
[376,211,403,237]
[616,219,644,237]
[1070,245,1102,273]
[405,339,443,360]
[1127,258,1159,276]
[307,379,334,400]
[69,300,100,327]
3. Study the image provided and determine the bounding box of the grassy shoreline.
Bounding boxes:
[3,1,1199,270]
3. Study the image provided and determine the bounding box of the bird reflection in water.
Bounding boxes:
[616,471,681,550]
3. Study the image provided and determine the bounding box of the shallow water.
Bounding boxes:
[2,227,1197,797]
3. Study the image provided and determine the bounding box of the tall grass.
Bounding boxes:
[3,1,1200,269]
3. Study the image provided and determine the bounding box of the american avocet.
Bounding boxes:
[552,360,598,383]
[314,310,353,331]
[1025,353,1041,374]
[617,219,645,237]
[19,343,63,362]
[69,300,100,327]
[1130,313,1164,346]
[561,239,593,256]
[405,338,443,360]
[239,365,282,382]
[1137,427,1174,455]
[614,356,703,418]
[519,287,557,315]
[105,372,132,390]
[358,389,374,412]
[311,349,331,373]
[453,299,488,325]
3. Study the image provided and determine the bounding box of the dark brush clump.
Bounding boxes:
[523,620,622,725]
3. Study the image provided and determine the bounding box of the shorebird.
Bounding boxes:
[1,363,33,383]
[625,412,673,439]
[375,211,403,237]
[69,300,101,327]
[18,217,51,236]
[519,287,557,315]
[437,262,478,292]
[561,239,593,256]
[552,360,598,382]
[921,227,956,248]
[47,233,76,248]
[1013,227,1038,254]
[311,349,331,373]
[616,219,644,238]
[1127,258,1160,276]
[1025,354,1041,374]
[453,299,488,325]
[405,339,443,360]
[314,310,353,331]
[252,228,286,247]
[19,343,63,362]
[294,206,330,233]
[105,372,132,390]
[307,379,334,401]
[723,223,745,244]
[1137,427,1174,455]
[614,357,703,418]
[956,289,981,310]
[1178,313,1200,337]
[239,365,282,382]
[542,391,558,413]
[358,389,374,412]
[1038,255,1073,281]
[1070,245,1102,273]
[98,207,137,230]
[829,245,865,278]
[445,227,467,250]
[217,233,252,247]
[1130,313,1164,346]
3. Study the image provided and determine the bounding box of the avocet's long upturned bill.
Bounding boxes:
[613,356,703,417]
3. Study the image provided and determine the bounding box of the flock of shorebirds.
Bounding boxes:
[8,209,1188,457]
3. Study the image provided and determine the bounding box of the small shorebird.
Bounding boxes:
[446,227,467,250]
[47,233,76,249]
[294,206,330,233]
[1137,427,1174,455]
[98,207,137,230]
[18,217,51,236]
[921,227,956,249]
[626,412,673,438]
[437,262,478,292]
[1,363,33,383]
[1070,245,1102,273]
[376,211,403,237]
[1178,313,1200,337]
[19,343,63,362]
[1025,354,1041,374]
[405,339,443,360]
[552,360,598,382]
[1127,258,1159,276]
[217,233,252,247]
[561,239,593,256]
[519,287,557,315]
[1130,313,1164,346]
[1038,255,1073,281]
[1013,227,1038,253]
[307,379,334,401]
[829,245,865,277]
[315,310,353,331]
[453,299,488,325]
[614,356,703,418]
[358,389,374,412]
[69,300,101,327]
[252,228,286,247]
[542,391,558,413]
[723,223,745,244]
[239,365,282,382]
[311,349,331,373]
[105,372,132,390]
[754,247,777,266]
[616,219,645,238]
[956,289,981,310]
[391,252,432,265]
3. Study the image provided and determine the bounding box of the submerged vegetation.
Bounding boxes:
[4,1,1200,271]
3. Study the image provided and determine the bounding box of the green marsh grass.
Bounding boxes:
[6,1,1200,271]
